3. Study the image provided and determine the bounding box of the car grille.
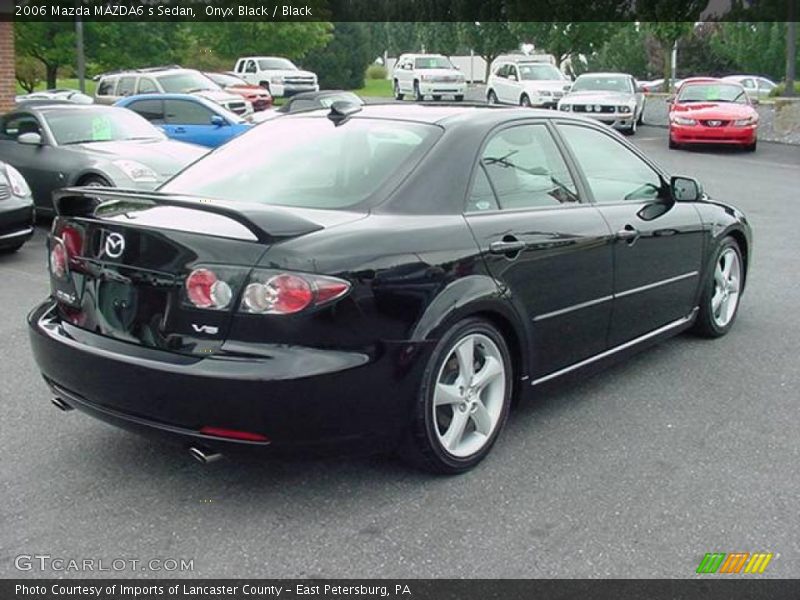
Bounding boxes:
[0,184,10,201]
[700,120,730,127]
[430,75,460,83]
[285,76,315,85]
[227,101,247,115]
[553,91,564,98]
[572,105,616,114]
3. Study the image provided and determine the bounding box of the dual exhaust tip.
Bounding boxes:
[52,396,223,465]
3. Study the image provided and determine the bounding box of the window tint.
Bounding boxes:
[128,99,165,123]
[164,100,214,125]
[117,76,136,97]
[508,66,518,80]
[466,165,499,212]
[558,124,663,204]
[97,77,116,96]
[137,78,158,94]
[245,60,257,74]
[1,113,41,140]
[741,78,756,89]
[479,124,579,210]
[758,78,775,90]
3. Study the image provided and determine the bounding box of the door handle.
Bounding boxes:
[489,238,526,255]
[615,225,640,244]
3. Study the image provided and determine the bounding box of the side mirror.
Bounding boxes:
[210,115,227,127]
[17,132,42,145]
[665,96,674,104]
[671,175,702,202]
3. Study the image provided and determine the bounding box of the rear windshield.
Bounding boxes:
[161,117,440,210]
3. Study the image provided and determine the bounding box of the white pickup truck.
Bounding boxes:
[233,56,319,98]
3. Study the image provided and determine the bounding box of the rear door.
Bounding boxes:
[556,122,704,346]
[464,121,615,378]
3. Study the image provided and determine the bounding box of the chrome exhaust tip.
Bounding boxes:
[189,446,223,464]
[51,397,74,412]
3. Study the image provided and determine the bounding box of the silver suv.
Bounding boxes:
[94,66,252,116]
[486,57,570,108]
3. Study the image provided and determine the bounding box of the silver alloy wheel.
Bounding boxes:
[432,333,506,458]
[711,247,741,327]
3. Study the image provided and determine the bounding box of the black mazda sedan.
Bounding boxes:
[28,104,751,473]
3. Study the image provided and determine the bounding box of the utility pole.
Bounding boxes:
[786,8,796,97]
[671,40,678,91]
[76,17,85,93]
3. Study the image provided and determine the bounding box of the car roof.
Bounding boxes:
[12,102,121,114]
[282,102,592,129]
[575,72,631,78]
[119,93,217,104]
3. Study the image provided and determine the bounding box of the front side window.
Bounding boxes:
[97,78,116,96]
[518,64,564,81]
[477,124,579,211]
[157,71,219,94]
[128,99,165,123]
[164,100,215,125]
[162,118,439,210]
[1,113,41,140]
[245,60,257,74]
[558,124,663,204]
[137,78,158,94]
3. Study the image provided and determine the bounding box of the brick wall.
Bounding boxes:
[0,22,15,113]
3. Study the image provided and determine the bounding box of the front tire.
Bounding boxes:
[520,94,531,107]
[0,242,24,254]
[393,80,404,101]
[454,94,464,102]
[402,317,513,474]
[745,140,757,152]
[413,81,424,102]
[692,237,744,338]
[80,175,111,187]
[432,95,442,101]
[487,90,498,105]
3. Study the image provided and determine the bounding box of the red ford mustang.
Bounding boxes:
[668,78,759,151]
[205,72,273,112]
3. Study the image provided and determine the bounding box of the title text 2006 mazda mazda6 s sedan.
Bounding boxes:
[28,104,751,473]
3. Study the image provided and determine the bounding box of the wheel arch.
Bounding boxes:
[726,227,750,289]
[72,170,113,186]
[410,275,532,390]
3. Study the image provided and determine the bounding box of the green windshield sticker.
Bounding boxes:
[705,86,719,100]
[91,116,113,141]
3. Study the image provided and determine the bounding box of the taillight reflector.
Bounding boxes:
[186,268,233,309]
[199,426,270,442]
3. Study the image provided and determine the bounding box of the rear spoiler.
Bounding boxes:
[53,187,324,244]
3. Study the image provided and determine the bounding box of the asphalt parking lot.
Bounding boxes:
[1,125,799,579]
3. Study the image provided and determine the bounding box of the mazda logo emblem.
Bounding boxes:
[104,232,125,258]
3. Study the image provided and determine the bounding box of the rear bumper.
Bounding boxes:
[28,300,432,457]
[0,201,35,248]
[670,124,757,145]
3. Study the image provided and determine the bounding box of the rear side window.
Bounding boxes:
[479,124,579,210]
[162,118,440,210]
[164,100,214,125]
[137,78,158,94]
[128,99,165,123]
[97,77,116,96]
[117,76,136,97]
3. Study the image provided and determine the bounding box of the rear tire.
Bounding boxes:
[393,80,404,101]
[454,94,464,102]
[487,90,498,105]
[402,317,513,474]
[692,237,744,338]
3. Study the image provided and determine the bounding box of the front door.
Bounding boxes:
[556,122,704,346]
[464,121,614,378]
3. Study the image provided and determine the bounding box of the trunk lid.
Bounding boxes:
[49,188,355,356]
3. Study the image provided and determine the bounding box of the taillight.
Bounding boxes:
[50,240,67,278]
[185,268,233,309]
[241,271,350,315]
[199,426,270,443]
[61,225,83,258]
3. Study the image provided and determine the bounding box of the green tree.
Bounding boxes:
[15,22,76,88]
[458,22,517,80]
[15,55,44,93]
[303,22,373,89]
[86,22,189,73]
[206,22,333,63]
[510,22,615,68]
[581,23,650,78]
[644,22,696,90]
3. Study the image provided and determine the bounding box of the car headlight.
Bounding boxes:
[618,105,633,113]
[672,116,697,126]
[420,74,432,82]
[4,164,31,198]
[271,76,284,84]
[113,160,158,183]
[559,104,571,112]
[734,117,757,126]
[456,74,466,83]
